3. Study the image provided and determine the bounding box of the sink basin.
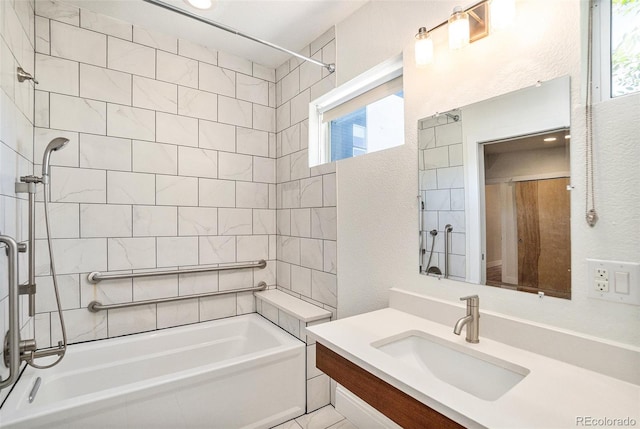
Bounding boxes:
[373,331,529,401]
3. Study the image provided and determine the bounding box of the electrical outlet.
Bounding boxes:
[596,268,608,281]
[595,280,609,292]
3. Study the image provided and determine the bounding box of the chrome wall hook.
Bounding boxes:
[17,67,38,85]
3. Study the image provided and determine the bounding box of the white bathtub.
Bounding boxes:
[0,314,306,429]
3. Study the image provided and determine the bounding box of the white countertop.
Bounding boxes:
[306,308,640,429]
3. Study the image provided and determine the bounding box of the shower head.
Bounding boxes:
[41,138,69,183]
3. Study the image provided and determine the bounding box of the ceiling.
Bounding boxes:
[67,0,369,69]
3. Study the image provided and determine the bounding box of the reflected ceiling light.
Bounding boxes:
[565,135,571,139]
[184,0,213,10]
[543,137,558,142]
[490,0,516,31]
[415,27,434,67]
[448,6,470,50]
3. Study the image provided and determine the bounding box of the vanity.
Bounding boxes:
[307,288,640,429]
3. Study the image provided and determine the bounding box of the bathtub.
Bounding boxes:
[0,314,306,429]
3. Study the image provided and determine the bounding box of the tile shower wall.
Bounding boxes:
[32,0,277,346]
[418,113,466,281]
[274,28,337,411]
[0,0,36,398]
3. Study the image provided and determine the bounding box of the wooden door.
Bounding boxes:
[516,178,571,298]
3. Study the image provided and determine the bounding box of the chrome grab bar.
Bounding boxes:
[444,224,453,279]
[88,259,267,283]
[88,282,267,312]
[0,235,20,391]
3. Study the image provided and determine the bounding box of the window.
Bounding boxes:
[595,0,640,99]
[309,56,404,166]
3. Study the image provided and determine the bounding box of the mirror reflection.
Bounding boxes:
[417,76,572,299]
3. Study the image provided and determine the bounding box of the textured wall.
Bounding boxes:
[335,0,640,345]
[31,0,277,345]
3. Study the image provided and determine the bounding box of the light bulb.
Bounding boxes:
[491,0,516,31]
[415,27,434,67]
[448,6,470,50]
[184,0,213,10]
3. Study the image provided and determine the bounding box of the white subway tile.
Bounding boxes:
[133,205,177,237]
[79,63,131,105]
[53,308,108,343]
[107,37,155,78]
[277,156,291,183]
[290,89,310,125]
[279,236,300,265]
[323,240,337,274]
[276,209,291,235]
[79,133,131,171]
[237,235,268,262]
[322,173,336,207]
[132,76,177,114]
[300,238,323,270]
[199,62,235,97]
[280,181,301,209]
[198,178,235,207]
[178,146,217,178]
[35,54,79,96]
[179,270,218,295]
[253,104,275,132]
[34,90,49,127]
[178,39,217,64]
[156,175,198,206]
[299,58,322,92]
[80,274,132,307]
[300,176,323,208]
[157,300,198,329]
[451,188,465,210]
[311,270,336,307]
[218,152,252,181]
[236,74,268,105]
[218,51,252,75]
[156,112,198,147]
[291,208,311,238]
[291,265,312,297]
[237,127,268,157]
[107,104,155,141]
[236,291,255,315]
[219,269,253,291]
[218,95,252,128]
[132,273,177,300]
[49,166,106,203]
[178,207,217,236]
[50,21,106,67]
[35,128,79,168]
[199,294,235,321]
[306,375,331,412]
[253,157,275,183]
[275,61,289,82]
[133,26,177,53]
[291,149,310,181]
[236,182,269,208]
[36,0,79,26]
[34,314,51,348]
[218,208,252,235]
[50,94,106,135]
[278,310,300,337]
[199,236,236,264]
[418,127,436,149]
[424,146,449,169]
[281,69,299,102]
[80,9,132,40]
[198,120,235,152]
[281,123,300,155]
[436,166,464,189]
[34,202,79,239]
[80,204,132,237]
[425,189,451,211]
[276,261,291,289]
[449,144,463,167]
[108,304,156,337]
[253,209,275,235]
[108,237,156,270]
[178,87,217,122]
[311,207,336,240]
[107,171,155,205]
[300,120,309,150]
[132,140,177,175]
[253,63,275,83]
[276,102,290,133]
[35,274,80,313]
[52,238,107,274]
[157,236,198,267]
[157,50,198,88]
[435,122,463,146]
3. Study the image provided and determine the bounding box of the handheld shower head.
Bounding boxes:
[41,138,69,183]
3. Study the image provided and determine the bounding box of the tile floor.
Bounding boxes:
[272,405,357,429]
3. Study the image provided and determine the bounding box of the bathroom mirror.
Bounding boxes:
[418,75,572,299]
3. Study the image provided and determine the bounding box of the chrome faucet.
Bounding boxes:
[453,295,479,343]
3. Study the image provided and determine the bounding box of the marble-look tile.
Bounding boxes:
[199,62,235,97]
[179,270,218,295]
[34,314,51,349]
[322,173,336,207]
[310,74,336,101]
[237,127,268,157]
[236,182,269,208]
[178,87,217,122]
[290,89,310,125]
[108,237,155,270]
[133,26,177,53]
[255,259,276,285]
[300,176,323,208]
[451,232,466,256]
[276,210,291,236]
[107,171,155,205]
[311,207,337,240]
[218,208,252,235]
[291,149,310,181]
[435,121,463,146]
[108,37,155,78]
[157,237,198,267]
[35,128,79,168]
[253,209,275,235]
[252,63,275,83]
[311,270,336,307]
[300,238,323,271]
[80,9,132,40]
[178,146,217,178]
[424,146,449,169]
[276,102,291,133]
[218,269,253,291]
[52,308,108,344]
[198,178,235,207]
[178,207,217,236]
[51,238,107,274]
[311,27,335,54]
[35,54,78,96]
[218,95,252,128]
[278,310,300,337]
[418,126,436,149]
[280,236,300,265]
[157,50,198,88]
[437,166,464,189]
[450,188,465,211]
[419,169,438,191]
[178,39,217,65]
[323,240,337,274]
[199,294,236,321]
[157,300,198,329]
[237,235,269,261]
[280,181,301,209]
[156,175,198,206]
[291,208,311,238]
[327,419,358,429]
[449,143,463,167]
[132,76,177,114]
[34,202,79,239]
[36,0,79,25]
[449,254,466,278]
[199,236,236,264]
[133,205,177,237]
[35,16,50,54]
[50,21,106,67]
[438,210,466,233]
[80,204,132,238]
[253,104,275,133]
[236,74,268,105]
[253,157,275,185]
[276,261,291,289]
[306,375,331,413]
[300,59,322,92]
[291,265,311,297]
[132,271,175,304]
[107,304,156,337]
[49,166,106,203]
[277,156,291,183]
[218,152,252,181]
[50,94,106,135]
[156,112,198,147]
[281,123,300,156]
[80,133,131,171]
[35,274,80,313]
[236,291,255,315]
[107,104,155,141]
[275,62,290,82]
[218,51,252,75]
[425,189,451,211]
[80,63,132,105]
[80,273,132,308]
[132,140,177,175]
[281,68,300,103]
[199,120,235,152]
[296,404,340,429]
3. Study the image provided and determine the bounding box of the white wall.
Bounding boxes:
[335,0,640,346]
